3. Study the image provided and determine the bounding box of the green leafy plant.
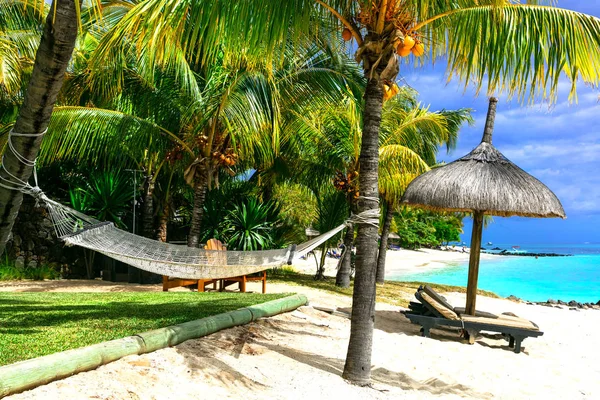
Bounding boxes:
[0,263,60,281]
[69,171,132,279]
[266,265,298,278]
[0,265,25,280]
[223,198,276,251]
[199,179,255,244]
[24,265,60,281]
[69,171,131,228]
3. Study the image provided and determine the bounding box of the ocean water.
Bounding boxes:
[390,244,600,303]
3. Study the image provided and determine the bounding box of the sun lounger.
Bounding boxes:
[408,286,499,319]
[403,286,543,353]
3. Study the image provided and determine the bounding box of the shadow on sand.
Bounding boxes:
[173,308,494,399]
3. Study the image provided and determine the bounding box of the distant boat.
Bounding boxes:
[487,241,493,245]
[511,245,527,254]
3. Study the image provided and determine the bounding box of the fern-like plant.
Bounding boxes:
[223,198,276,251]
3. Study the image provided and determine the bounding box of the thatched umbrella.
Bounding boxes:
[401,97,565,316]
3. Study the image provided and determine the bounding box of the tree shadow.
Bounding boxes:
[174,329,270,392]
[0,297,37,305]
[0,280,160,292]
[256,340,492,398]
[0,294,282,331]
[173,312,492,398]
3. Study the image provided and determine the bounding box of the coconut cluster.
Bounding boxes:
[212,149,237,167]
[396,34,424,57]
[165,145,185,164]
[383,82,399,101]
[334,170,360,199]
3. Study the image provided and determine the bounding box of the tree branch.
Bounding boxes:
[376,0,388,34]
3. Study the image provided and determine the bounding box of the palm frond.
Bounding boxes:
[39,106,190,167]
[414,4,600,101]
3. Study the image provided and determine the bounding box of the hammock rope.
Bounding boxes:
[0,129,379,280]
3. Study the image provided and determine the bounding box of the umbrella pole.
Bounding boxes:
[465,211,484,316]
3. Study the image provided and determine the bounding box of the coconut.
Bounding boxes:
[412,42,425,57]
[397,46,412,57]
[402,35,415,50]
[342,28,352,41]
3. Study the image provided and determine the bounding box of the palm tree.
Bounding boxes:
[5,0,600,385]
[0,0,80,255]
[0,0,44,105]
[376,91,473,283]
[33,28,360,249]
[284,88,471,286]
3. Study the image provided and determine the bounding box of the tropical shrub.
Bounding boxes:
[223,198,277,251]
[0,264,60,281]
[198,179,256,244]
[24,265,61,280]
[0,264,25,280]
[312,187,349,279]
[69,171,132,228]
[271,183,317,244]
[395,208,464,249]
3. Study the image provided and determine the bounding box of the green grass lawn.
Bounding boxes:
[0,291,288,367]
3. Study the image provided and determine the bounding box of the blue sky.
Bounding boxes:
[400,1,600,245]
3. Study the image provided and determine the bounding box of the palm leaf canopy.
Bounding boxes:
[402,97,566,218]
[91,0,600,103]
[37,106,189,167]
[411,1,600,101]
[0,0,45,96]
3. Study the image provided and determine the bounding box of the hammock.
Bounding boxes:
[0,129,377,281]
[40,196,348,280]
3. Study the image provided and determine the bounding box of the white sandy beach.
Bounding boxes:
[293,247,497,278]
[1,249,598,400]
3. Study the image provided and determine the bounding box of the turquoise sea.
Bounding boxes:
[390,244,600,303]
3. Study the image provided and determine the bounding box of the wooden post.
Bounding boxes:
[465,211,484,315]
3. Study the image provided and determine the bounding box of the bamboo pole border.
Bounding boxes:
[0,294,308,398]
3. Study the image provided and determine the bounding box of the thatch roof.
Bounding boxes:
[388,232,400,239]
[402,98,566,219]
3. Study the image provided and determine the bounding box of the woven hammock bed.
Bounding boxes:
[40,196,347,280]
[0,128,377,280]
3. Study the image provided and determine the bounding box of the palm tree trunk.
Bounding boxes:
[376,200,394,284]
[156,201,169,242]
[342,77,383,385]
[157,169,175,243]
[335,222,354,288]
[187,174,208,248]
[0,0,80,255]
[138,174,161,283]
[315,244,328,280]
[142,174,155,238]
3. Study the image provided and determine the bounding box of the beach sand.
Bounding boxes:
[292,247,497,278]
[1,250,598,400]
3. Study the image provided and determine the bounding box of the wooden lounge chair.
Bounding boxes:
[162,239,266,293]
[408,285,499,319]
[402,286,543,353]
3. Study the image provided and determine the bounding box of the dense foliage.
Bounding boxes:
[394,208,463,249]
